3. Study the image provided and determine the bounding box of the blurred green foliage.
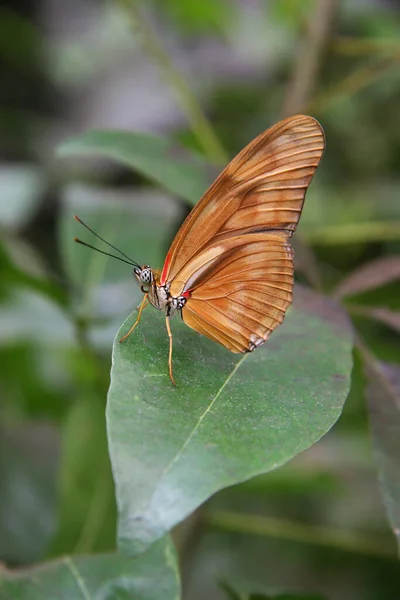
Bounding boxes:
[0,0,400,599]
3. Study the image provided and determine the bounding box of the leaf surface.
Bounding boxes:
[335,256,400,299]
[0,423,58,564]
[58,131,213,206]
[366,359,400,553]
[221,580,326,599]
[107,286,353,552]
[0,165,45,230]
[48,394,116,556]
[0,537,179,600]
[361,307,400,334]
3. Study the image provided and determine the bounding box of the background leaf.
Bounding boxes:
[356,307,400,335]
[334,256,400,299]
[0,536,180,600]
[220,581,326,600]
[0,423,58,564]
[60,184,183,327]
[366,359,400,553]
[107,286,353,553]
[58,131,213,206]
[0,165,45,231]
[0,288,74,345]
[48,393,117,556]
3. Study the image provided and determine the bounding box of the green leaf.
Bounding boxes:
[0,164,45,230]
[58,131,213,206]
[270,0,313,30]
[352,307,400,335]
[220,581,326,600]
[107,286,353,553]
[0,423,58,564]
[366,359,400,554]
[251,595,325,600]
[0,235,65,303]
[48,394,117,556]
[253,594,324,600]
[61,184,181,285]
[159,0,233,35]
[0,288,74,345]
[0,7,42,71]
[0,536,180,600]
[334,256,400,299]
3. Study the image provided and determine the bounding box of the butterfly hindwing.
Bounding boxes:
[180,234,294,352]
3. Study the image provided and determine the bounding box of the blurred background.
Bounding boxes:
[1,0,400,598]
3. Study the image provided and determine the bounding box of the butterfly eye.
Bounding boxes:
[140,268,152,284]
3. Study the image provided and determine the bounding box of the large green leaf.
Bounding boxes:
[366,360,400,554]
[58,131,213,206]
[107,287,353,553]
[0,536,179,600]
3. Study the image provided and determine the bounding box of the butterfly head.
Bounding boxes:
[134,265,155,291]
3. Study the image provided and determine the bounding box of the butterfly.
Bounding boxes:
[75,114,325,385]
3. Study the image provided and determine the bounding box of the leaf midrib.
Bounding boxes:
[151,353,249,496]
[64,557,91,600]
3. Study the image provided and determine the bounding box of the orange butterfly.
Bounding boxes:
[75,115,325,385]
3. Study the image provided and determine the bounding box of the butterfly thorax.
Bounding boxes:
[133,265,187,316]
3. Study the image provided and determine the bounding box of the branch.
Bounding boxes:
[118,0,227,165]
[282,0,339,116]
[208,509,396,560]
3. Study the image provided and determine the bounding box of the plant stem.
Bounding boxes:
[118,0,227,165]
[282,0,339,117]
[308,49,400,113]
[332,36,400,56]
[302,221,400,246]
[208,510,396,560]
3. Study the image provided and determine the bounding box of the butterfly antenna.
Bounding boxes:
[74,238,139,267]
[73,215,140,268]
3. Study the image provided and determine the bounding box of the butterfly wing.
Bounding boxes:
[160,114,325,287]
[177,233,293,352]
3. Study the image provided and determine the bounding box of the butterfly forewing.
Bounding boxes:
[160,115,325,287]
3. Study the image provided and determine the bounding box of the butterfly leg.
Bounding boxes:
[119,294,149,343]
[165,316,176,386]
[137,296,150,312]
